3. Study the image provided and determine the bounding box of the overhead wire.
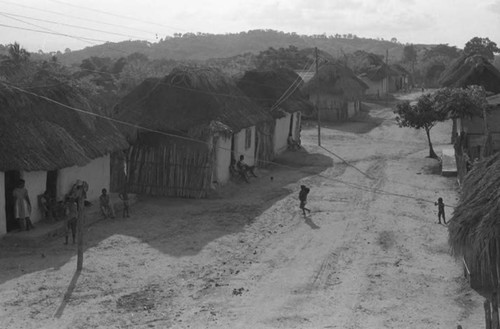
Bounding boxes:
[0,81,456,209]
[0,0,159,36]
[0,11,157,42]
[49,0,188,32]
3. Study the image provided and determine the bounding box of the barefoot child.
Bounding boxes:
[435,197,446,224]
[299,185,311,216]
[118,189,130,218]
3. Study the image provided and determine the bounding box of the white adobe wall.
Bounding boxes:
[21,170,47,224]
[233,126,256,166]
[57,154,110,202]
[348,101,356,117]
[0,172,5,236]
[214,135,232,185]
[274,112,292,155]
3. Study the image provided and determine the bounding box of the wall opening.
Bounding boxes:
[5,170,21,232]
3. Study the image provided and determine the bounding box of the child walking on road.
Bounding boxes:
[299,185,311,217]
[435,197,446,225]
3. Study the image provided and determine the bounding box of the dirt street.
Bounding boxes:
[0,94,484,329]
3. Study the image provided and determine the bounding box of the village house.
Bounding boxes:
[449,152,500,323]
[301,62,367,122]
[389,64,411,92]
[439,55,500,182]
[113,66,273,198]
[440,54,500,94]
[236,68,314,164]
[0,85,128,236]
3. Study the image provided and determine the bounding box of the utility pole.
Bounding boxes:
[385,49,389,106]
[316,47,321,146]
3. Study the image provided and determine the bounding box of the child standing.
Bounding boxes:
[118,190,130,218]
[435,197,446,225]
[65,198,78,245]
[299,185,311,216]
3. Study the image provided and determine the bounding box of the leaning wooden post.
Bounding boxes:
[76,194,84,271]
[486,299,492,329]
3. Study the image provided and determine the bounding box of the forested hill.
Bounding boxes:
[55,30,417,65]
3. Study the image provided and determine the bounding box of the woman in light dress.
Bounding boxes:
[13,179,33,231]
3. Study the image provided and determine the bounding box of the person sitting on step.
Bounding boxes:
[237,155,257,179]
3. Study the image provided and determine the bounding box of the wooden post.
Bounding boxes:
[486,299,492,329]
[76,195,84,271]
[492,293,499,329]
[315,47,321,147]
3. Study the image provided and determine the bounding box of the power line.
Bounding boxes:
[0,0,158,36]
[0,81,456,209]
[0,18,133,57]
[0,11,156,42]
[49,0,188,32]
[0,23,114,44]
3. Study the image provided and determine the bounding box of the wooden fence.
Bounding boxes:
[126,134,214,198]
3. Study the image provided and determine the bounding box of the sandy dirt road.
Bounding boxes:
[0,94,484,328]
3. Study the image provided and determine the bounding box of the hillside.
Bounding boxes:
[53,30,415,66]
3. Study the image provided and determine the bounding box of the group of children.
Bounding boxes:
[63,184,131,245]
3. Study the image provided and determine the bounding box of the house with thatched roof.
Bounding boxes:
[236,68,314,163]
[389,64,411,91]
[114,66,273,198]
[439,54,500,94]
[301,63,368,122]
[454,93,500,161]
[0,84,128,235]
[448,152,500,300]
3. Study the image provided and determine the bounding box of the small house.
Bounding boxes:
[301,63,368,122]
[114,66,273,198]
[0,85,128,236]
[237,68,314,164]
[448,153,500,306]
[439,54,500,94]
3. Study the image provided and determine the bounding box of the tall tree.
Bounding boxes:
[464,37,500,61]
[394,93,445,158]
[403,44,417,75]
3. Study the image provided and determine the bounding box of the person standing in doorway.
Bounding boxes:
[13,179,33,231]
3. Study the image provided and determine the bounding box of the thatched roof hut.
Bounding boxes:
[448,152,500,293]
[115,66,273,139]
[439,55,500,93]
[235,68,314,118]
[301,63,368,99]
[0,84,128,172]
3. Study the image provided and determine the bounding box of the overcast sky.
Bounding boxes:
[1,0,499,52]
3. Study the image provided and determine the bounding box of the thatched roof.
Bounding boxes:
[115,66,273,139]
[487,93,500,107]
[301,63,368,99]
[439,55,500,93]
[390,64,411,76]
[357,64,400,82]
[448,153,500,289]
[236,68,314,118]
[0,84,128,172]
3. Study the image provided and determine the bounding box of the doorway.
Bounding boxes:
[46,170,58,199]
[5,170,21,232]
